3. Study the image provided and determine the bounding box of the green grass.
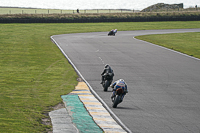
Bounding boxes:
[1,7,200,20]
[0,21,200,132]
[0,24,79,132]
[135,32,200,59]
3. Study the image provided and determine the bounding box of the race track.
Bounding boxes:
[52,29,200,133]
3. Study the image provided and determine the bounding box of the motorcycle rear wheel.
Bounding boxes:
[112,95,121,108]
[103,80,110,91]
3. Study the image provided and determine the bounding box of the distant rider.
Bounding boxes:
[113,29,117,35]
[100,64,114,84]
[110,79,128,102]
[109,29,117,36]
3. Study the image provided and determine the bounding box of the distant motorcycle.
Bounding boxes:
[102,73,113,91]
[108,29,117,36]
[112,88,124,108]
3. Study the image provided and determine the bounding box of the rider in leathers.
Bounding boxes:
[100,64,114,84]
[110,79,128,102]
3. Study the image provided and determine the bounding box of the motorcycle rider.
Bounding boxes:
[100,64,114,84]
[113,29,117,35]
[109,29,117,36]
[110,79,128,102]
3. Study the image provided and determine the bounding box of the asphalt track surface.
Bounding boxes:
[52,29,200,133]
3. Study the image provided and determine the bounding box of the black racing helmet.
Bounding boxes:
[105,64,109,68]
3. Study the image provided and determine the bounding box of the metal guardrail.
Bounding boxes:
[0,8,136,14]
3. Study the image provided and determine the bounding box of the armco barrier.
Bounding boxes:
[0,15,200,23]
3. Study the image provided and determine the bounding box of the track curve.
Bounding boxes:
[52,29,200,133]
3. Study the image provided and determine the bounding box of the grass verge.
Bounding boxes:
[0,21,200,132]
[1,8,200,23]
[0,7,134,14]
[135,32,200,59]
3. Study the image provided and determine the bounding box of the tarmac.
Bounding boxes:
[49,82,127,133]
[50,29,200,133]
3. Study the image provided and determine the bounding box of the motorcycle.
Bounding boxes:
[112,88,124,108]
[108,30,115,36]
[108,29,117,36]
[102,73,113,91]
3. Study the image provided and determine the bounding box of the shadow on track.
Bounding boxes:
[114,105,142,111]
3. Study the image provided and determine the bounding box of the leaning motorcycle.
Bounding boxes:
[102,73,113,91]
[112,88,124,108]
[108,30,115,36]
